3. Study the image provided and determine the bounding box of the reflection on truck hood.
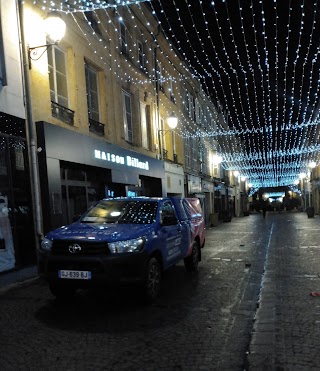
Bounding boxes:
[46,222,155,242]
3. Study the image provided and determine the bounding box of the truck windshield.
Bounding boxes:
[80,200,158,224]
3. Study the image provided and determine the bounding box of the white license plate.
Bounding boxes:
[58,270,92,280]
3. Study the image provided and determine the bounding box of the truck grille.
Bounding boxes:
[51,240,109,255]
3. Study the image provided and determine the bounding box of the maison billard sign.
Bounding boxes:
[94,150,149,170]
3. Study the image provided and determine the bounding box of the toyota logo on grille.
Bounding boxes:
[68,243,82,254]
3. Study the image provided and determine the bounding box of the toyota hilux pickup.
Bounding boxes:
[38,197,204,302]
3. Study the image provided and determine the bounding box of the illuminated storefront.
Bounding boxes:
[37,122,166,233]
[0,112,35,272]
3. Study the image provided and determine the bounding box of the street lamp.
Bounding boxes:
[167,112,178,129]
[212,154,222,165]
[18,4,66,250]
[158,112,178,161]
[28,12,66,67]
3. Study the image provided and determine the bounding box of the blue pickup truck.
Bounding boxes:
[38,197,204,302]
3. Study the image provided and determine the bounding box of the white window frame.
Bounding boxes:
[191,137,198,170]
[48,45,68,108]
[122,90,133,143]
[85,62,100,122]
[140,101,151,150]
[205,147,211,175]
[185,135,191,168]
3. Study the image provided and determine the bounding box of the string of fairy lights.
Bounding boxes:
[29,0,320,189]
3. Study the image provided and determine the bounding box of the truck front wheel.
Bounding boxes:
[143,257,162,303]
[184,241,199,272]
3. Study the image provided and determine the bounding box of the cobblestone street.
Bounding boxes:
[1,212,320,370]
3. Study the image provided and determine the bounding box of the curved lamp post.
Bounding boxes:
[18,4,66,249]
[28,12,66,67]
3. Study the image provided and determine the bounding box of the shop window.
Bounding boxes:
[122,90,133,143]
[14,147,25,171]
[85,62,100,122]
[68,186,87,220]
[60,167,66,180]
[66,168,86,181]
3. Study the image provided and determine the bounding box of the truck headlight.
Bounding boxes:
[41,238,53,251]
[108,237,145,254]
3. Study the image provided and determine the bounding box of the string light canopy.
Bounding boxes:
[31,0,151,13]
[150,0,320,189]
[29,0,320,189]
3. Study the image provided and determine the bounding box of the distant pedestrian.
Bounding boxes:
[261,201,267,218]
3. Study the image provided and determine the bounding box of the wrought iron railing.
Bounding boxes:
[89,118,105,136]
[162,149,168,160]
[51,101,74,125]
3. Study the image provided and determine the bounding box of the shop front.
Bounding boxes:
[164,162,184,197]
[185,173,208,221]
[0,112,35,272]
[202,179,214,227]
[37,122,166,233]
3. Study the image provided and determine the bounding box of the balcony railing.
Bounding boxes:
[89,118,105,136]
[51,101,74,126]
[162,149,168,160]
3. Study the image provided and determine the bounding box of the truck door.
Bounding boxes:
[159,201,183,265]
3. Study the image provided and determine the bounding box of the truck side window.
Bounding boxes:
[160,201,178,225]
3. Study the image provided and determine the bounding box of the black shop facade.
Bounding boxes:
[37,122,166,234]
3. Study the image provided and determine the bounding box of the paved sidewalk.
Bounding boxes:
[0,265,38,291]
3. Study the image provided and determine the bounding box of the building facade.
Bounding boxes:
[0,1,235,272]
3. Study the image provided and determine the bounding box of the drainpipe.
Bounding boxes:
[153,25,161,159]
[16,0,43,250]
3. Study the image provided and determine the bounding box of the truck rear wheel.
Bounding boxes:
[184,241,199,272]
